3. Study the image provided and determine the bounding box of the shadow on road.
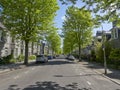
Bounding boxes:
[0,63,24,71]
[82,61,120,81]
[0,59,75,74]
[26,60,75,67]
[7,81,92,90]
[45,60,75,66]
[106,72,120,80]
[54,73,102,78]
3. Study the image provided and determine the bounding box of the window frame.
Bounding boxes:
[112,28,118,39]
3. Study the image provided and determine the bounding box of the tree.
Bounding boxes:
[59,0,77,4]
[82,0,120,25]
[46,30,61,55]
[109,48,120,69]
[63,6,93,61]
[63,31,77,54]
[0,0,59,65]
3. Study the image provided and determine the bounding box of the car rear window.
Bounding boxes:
[36,55,44,57]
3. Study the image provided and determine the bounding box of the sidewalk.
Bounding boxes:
[76,60,120,85]
[0,60,35,74]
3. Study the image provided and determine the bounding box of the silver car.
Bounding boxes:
[67,55,75,60]
[36,55,48,63]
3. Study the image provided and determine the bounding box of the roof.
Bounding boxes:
[96,31,102,36]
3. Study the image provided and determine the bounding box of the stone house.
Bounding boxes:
[0,22,41,59]
[82,30,111,56]
[110,27,120,48]
[0,22,12,57]
[95,31,102,42]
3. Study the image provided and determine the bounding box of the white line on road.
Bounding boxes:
[79,73,82,75]
[32,68,35,70]
[24,71,29,74]
[87,81,92,85]
[14,75,19,79]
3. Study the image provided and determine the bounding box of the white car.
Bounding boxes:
[36,55,48,63]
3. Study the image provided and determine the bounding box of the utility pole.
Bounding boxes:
[102,26,107,74]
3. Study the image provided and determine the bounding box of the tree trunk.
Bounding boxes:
[24,40,29,65]
[37,42,39,55]
[11,37,14,58]
[77,30,81,62]
[47,44,49,55]
[78,43,81,62]
[31,42,34,55]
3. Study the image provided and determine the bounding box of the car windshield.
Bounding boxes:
[37,55,44,57]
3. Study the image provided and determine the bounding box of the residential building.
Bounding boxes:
[0,22,12,57]
[94,30,111,43]
[109,21,120,48]
[110,27,120,48]
[0,22,41,59]
[96,31,102,42]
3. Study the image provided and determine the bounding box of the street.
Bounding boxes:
[0,58,120,90]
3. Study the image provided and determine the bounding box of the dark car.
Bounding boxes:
[53,55,56,59]
[36,55,48,63]
[47,55,53,60]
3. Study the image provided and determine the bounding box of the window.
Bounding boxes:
[15,48,18,57]
[0,30,7,42]
[112,28,118,39]
[0,30,2,41]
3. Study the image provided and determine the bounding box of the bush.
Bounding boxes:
[90,50,96,61]
[0,54,13,65]
[109,48,120,69]
[72,53,79,59]
[28,55,36,60]
[10,59,16,64]
[96,47,104,63]
[17,54,24,62]
[95,41,112,63]
[81,54,88,60]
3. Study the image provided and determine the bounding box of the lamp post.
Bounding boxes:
[102,26,107,74]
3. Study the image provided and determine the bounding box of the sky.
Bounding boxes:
[55,0,113,36]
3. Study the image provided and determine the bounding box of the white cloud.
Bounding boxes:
[61,16,66,21]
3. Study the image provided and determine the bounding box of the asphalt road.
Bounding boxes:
[0,58,120,90]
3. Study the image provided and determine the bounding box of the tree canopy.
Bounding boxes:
[0,0,59,64]
[63,6,93,61]
[46,29,61,55]
[82,0,120,26]
[59,0,77,4]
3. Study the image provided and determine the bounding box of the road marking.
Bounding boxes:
[79,73,82,75]
[32,68,35,70]
[87,81,92,85]
[24,71,29,74]
[14,75,19,79]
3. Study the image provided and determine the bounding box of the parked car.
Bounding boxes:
[36,55,48,63]
[67,55,75,60]
[53,55,56,59]
[47,55,53,60]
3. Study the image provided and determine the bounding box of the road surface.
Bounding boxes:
[0,58,120,90]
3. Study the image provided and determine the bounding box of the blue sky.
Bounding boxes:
[55,0,112,36]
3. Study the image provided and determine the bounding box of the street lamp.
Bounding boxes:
[102,26,107,74]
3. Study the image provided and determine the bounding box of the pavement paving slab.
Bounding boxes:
[0,60,35,74]
[76,60,120,85]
